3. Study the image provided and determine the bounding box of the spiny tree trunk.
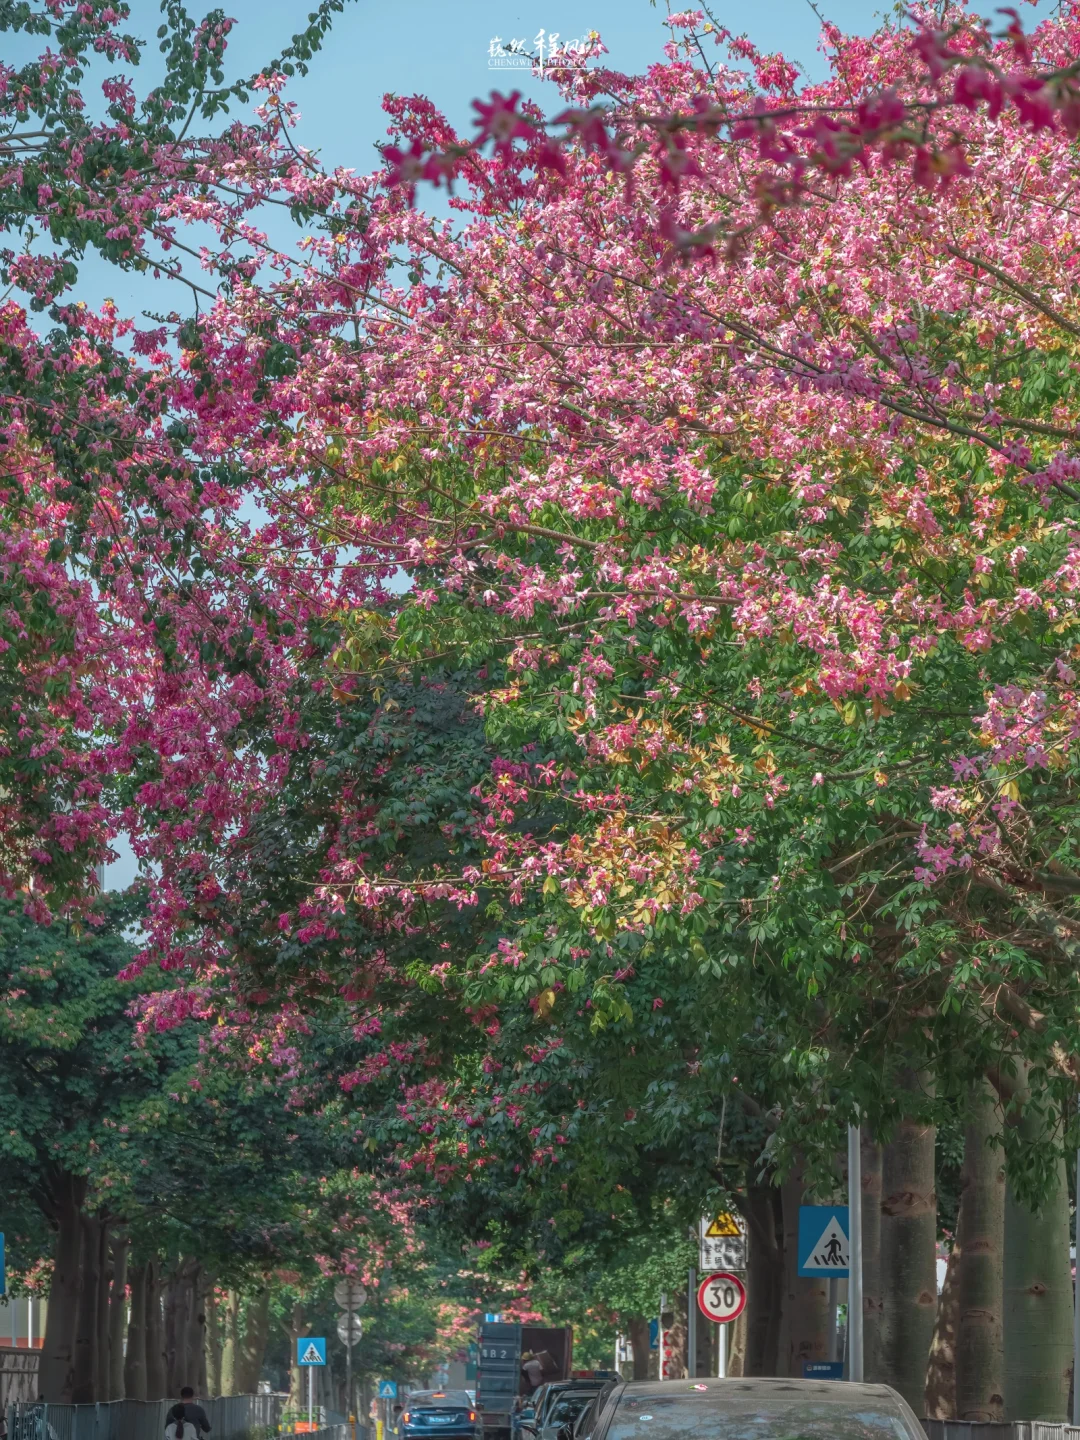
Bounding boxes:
[205,1283,222,1397]
[664,1290,687,1380]
[95,1222,112,1401]
[956,1084,1004,1421]
[1004,1070,1071,1421]
[146,1259,167,1401]
[925,1240,960,1419]
[727,1305,748,1377]
[628,1317,651,1381]
[71,1211,101,1402]
[238,1285,270,1393]
[880,1068,938,1413]
[861,1134,884,1383]
[192,1268,208,1395]
[179,1263,206,1395]
[744,1183,783,1376]
[287,1305,306,1411]
[125,1262,148,1399]
[164,1261,182,1398]
[167,1258,202,1395]
[40,1172,85,1402]
[779,1158,829,1376]
[221,1289,241,1396]
[109,1236,129,1403]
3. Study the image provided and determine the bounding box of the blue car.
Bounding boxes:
[401,1391,480,1440]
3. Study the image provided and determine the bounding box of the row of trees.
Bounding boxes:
[6,0,1080,1421]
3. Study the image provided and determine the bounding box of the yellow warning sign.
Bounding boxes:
[705,1211,742,1238]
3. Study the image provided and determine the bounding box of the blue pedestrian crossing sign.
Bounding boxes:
[378,1381,398,1400]
[298,1337,327,1366]
[797,1205,850,1277]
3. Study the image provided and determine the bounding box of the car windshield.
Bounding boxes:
[410,1394,472,1408]
[607,1394,913,1440]
[550,1397,597,1425]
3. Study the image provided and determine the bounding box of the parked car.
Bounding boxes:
[562,1377,925,1440]
[400,1391,482,1440]
[528,1379,618,1440]
[511,1403,537,1440]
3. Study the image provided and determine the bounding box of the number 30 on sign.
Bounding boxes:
[697,1271,747,1324]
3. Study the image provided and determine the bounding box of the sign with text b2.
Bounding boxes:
[298,1337,327,1366]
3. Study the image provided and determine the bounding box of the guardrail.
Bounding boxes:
[923,1425,1080,1440]
[6,1394,283,1440]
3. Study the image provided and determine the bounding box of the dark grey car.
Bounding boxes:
[567,1377,925,1440]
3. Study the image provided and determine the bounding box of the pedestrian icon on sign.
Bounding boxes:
[797,1206,850,1277]
[298,1337,328,1366]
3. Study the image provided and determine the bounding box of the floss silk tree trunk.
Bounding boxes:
[1003,1068,1071,1421]
[956,1082,1004,1421]
[879,1069,937,1413]
[779,1157,829,1376]
[860,1135,884,1384]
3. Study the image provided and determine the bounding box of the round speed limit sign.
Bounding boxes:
[697,1270,747,1324]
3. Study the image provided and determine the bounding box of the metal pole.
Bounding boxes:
[847,1124,864,1382]
[827,1278,838,1363]
[347,1335,354,1440]
[308,1365,313,1433]
[687,1269,697,1379]
[717,1324,727,1378]
[658,1292,665,1380]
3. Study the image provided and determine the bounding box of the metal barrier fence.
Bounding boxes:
[923,1427,1080,1440]
[0,1350,41,1411]
[6,1394,284,1440]
[288,1427,359,1440]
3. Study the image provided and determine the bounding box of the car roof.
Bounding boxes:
[612,1379,907,1403]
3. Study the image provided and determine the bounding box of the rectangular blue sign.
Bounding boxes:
[803,1362,845,1380]
[797,1205,850,1277]
[378,1381,398,1399]
[298,1336,327,1366]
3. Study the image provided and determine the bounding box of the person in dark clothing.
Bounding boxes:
[168,1387,212,1436]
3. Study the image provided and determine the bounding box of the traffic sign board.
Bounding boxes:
[337,1313,363,1345]
[696,1271,747,1325]
[335,1279,367,1310]
[298,1337,327,1366]
[704,1211,741,1237]
[378,1381,398,1400]
[700,1213,746,1272]
[798,1206,850,1277]
[804,1361,844,1380]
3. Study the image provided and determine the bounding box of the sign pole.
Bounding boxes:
[658,1291,665,1381]
[308,1362,314,1433]
[847,1125,864,1382]
[687,1268,697,1379]
[717,1323,726,1379]
[827,1278,838,1363]
[347,1333,354,1440]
